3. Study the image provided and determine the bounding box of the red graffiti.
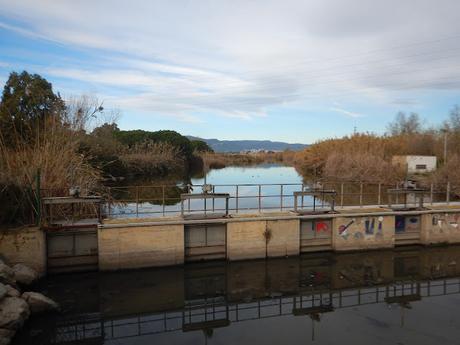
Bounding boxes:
[315,222,329,233]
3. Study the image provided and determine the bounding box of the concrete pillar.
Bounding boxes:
[226,221,267,261]
[266,219,300,258]
[420,212,460,245]
[0,227,46,275]
[98,224,184,270]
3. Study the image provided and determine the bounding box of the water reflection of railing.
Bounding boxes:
[51,277,460,343]
[105,182,459,218]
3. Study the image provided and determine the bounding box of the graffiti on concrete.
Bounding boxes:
[315,221,330,233]
[431,214,460,232]
[338,217,384,241]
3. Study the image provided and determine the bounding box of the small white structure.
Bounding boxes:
[392,155,437,174]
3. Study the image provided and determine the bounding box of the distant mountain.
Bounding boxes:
[187,136,308,152]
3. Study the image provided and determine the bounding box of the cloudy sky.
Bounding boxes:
[1,0,460,143]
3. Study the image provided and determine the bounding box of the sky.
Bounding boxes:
[0,0,460,144]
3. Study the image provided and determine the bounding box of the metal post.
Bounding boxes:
[135,186,139,217]
[162,186,166,216]
[359,183,363,208]
[430,183,434,205]
[187,184,191,212]
[258,184,262,212]
[447,182,451,204]
[236,185,239,213]
[340,183,344,208]
[35,168,41,225]
[301,184,305,208]
[280,184,283,211]
[212,185,215,212]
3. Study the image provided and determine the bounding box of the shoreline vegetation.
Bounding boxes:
[1,70,460,226]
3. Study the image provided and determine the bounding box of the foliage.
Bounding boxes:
[119,141,185,177]
[114,129,194,158]
[0,71,65,146]
[191,140,214,153]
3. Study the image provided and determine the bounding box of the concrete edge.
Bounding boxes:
[99,207,460,229]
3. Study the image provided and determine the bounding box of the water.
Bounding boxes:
[14,245,460,345]
[109,164,308,217]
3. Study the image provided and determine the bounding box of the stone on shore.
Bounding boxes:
[0,264,15,286]
[0,284,6,301]
[4,285,19,298]
[0,297,30,330]
[21,292,59,314]
[12,264,38,286]
[0,328,16,345]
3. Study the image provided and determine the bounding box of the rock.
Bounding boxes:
[4,286,19,298]
[0,284,6,302]
[0,297,30,330]
[21,292,59,314]
[0,328,15,345]
[12,264,38,286]
[0,264,15,286]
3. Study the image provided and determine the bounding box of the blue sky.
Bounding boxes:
[1,0,460,144]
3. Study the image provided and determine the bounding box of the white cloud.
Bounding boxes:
[330,107,365,118]
[1,0,460,121]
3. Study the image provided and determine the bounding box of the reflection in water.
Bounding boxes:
[108,164,306,217]
[14,246,460,345]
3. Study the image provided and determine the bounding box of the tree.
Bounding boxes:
[387,112,422,136]
[191,140,214,153]
[0,71,65,145]
[114,129,194,158]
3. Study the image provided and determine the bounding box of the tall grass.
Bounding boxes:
[200,151,293,170]
[119,141,186,177]
[0,115,102,226]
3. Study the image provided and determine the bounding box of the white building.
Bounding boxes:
[392,155,437,174]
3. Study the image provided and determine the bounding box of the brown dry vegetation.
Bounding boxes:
[200,151,295,170]
[119,141,185,177]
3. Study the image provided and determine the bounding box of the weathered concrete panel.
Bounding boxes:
[98,224,184,270]
[421,213,460,245]
[332,215,395,251]
[266,219,300,258]
[0,227,46,275]
[227,221,266,261]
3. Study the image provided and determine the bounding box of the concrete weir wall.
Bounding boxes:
[332,214,395,251]
[0,226,46,275]
[6,205,460,274]
[98,224,184,270]
[420,212,460,245]
[226,219,300,261]
[96,206,460,271]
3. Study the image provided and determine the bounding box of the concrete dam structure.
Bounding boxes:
[3,202,460,275]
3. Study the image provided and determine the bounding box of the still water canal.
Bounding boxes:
[14,245,460,345]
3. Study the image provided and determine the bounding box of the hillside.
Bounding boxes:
[187,136,308,152]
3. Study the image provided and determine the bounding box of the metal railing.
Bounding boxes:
[103,181,460,219]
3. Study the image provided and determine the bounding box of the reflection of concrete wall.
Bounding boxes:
[226,258,300,302]
[421,213,460,245]
[419,246,460,278]
[99,267,185,317]
[331,251,394,289]
[332,215,395,251]
[0,227,46,275]
[98,224,184,270]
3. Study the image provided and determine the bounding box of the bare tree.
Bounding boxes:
[387,112,422,136]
